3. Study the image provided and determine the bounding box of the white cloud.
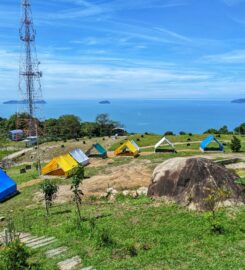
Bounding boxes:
[204,50,245,63]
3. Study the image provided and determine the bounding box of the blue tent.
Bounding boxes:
[0,169,17,202]
[200,135,224,152]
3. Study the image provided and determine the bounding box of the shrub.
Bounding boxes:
[230,136,241,152]
[98,229,114,247]
[164,131,174,136]
[40,180,59,216]
[1,240,29,270]
[179,131,186,135]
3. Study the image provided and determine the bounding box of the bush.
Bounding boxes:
[98,229,114,247]
[164,131,174,136]
[179,131,186,135]
[230,136,241,152]
[0,240,34,270]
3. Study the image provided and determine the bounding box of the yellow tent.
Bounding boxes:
[42,154,78,177]
[114,140,139,157]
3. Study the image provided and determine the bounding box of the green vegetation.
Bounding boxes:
[40,180,59,216]
[7,165,39,185]
[230,136,242,152]
[0,190,245,270]
[0,113,121,142]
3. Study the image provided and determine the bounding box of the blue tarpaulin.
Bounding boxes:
[0,169,17,202]
[200,135,224,152]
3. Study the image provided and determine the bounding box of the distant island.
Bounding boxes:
[3,100,47,104]
[231,98,245,104]
[99,100,110,104]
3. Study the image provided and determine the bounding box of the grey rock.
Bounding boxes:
[57,256,82,270]
[148,157,245,210]
[45,246,68,258]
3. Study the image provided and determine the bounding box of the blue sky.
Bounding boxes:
[1,0,245,99]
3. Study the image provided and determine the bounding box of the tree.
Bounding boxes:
[234,123,245,135]
[164,131,175,136]
[218,125,230,134]
[204,187,230,234]
[230,136,241,152]
[204,128,219,134]
[95,114,120,136]
[71,166,85,221]
[44,118,60,139]
[40,180,58,216]
[58,115,81,139]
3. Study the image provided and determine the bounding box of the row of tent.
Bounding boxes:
[42,136,225,176]
[42,143,107,177]
[115,135,224,154]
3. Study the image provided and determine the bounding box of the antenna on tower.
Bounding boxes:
[19,0,43,137]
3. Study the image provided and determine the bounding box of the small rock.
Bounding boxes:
[136,187,148,196]
[0,216,5,222]
[106,188,118,195]
[58,256,81,270]
[131,191,138,198]
[122,190,130,196]
[107,159,114,165]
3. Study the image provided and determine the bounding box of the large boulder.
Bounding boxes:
[148,157,244,210]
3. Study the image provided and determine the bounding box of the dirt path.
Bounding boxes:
[18,179,43,189]
[32,160,152,204]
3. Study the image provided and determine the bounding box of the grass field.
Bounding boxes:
[0,189,245,270]
[0,135,245,270]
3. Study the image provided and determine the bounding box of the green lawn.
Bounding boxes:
[0,188,245,270]
[6,165,39,185]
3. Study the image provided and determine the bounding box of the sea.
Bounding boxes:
[0,99,244,134]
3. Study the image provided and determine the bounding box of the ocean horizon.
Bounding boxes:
[1,99,244,134]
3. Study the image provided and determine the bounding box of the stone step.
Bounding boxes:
[45,246,68,258]
[24,236,47,244]
[26,237,56,248]
[80,267,94,270]
[32,239,57,249]
[57,256,82,270]
[19,232,32,240]
[21,236,41,243]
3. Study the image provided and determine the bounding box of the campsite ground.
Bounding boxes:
[0,134,245,269]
